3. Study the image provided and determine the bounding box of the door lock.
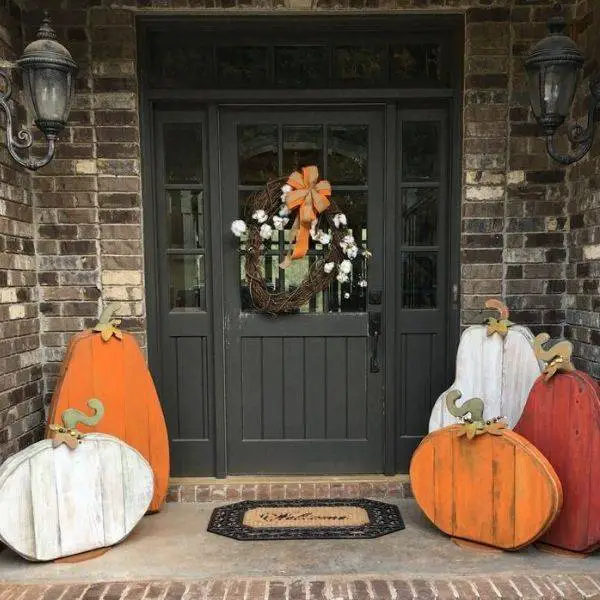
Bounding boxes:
[369,312,381,373]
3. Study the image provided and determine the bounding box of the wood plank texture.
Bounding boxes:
[410,426,562,550]
[428,325,542,432]
[0,434,153,562]
[514,371,600,553]
[46,331,170,512]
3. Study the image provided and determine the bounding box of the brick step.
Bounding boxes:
[1,575,599,600]
[167,475,412,503]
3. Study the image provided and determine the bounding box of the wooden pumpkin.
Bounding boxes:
[429,300,542,432]
[514,335,600,553]
[412,390,562,550]
[0,402,153,562]
[46,304,169,512]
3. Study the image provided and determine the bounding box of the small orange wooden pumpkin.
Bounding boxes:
[411,390,562,550]
[515,335,600,553]
[46,304,169,513]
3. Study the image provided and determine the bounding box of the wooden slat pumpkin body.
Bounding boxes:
[514,371,600,553]
[47,330,169,512]
[429,325,542,432]
[0,433,153,561]
[410,425,562,550]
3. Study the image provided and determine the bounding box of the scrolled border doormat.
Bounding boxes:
[207,498,405,541]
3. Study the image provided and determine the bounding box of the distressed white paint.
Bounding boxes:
[0,433,153,562]
[428,325,543,432]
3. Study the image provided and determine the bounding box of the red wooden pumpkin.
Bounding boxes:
[515,339,600,554]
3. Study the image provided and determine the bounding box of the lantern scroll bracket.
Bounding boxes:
[0,70,56,171]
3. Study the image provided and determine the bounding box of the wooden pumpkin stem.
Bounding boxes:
[92,303,123,341]
[62,398,105,430]
[96,303,120,327]
[533,333,576,380]
[446,390,485,423]
[485,298,509,320]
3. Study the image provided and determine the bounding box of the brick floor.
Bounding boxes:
[1,576,600,600]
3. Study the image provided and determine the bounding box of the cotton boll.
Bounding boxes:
[345,245,359,259]
[324,262,335,274]
[260,223,273,240]
[279,204,290,217]
[339,259,352,274]
[336,272,349,283]
[231,220,247,237]
[358,279,368,288]
[252,210,268,223]
[273,216,288,230]
[281,184,292,194]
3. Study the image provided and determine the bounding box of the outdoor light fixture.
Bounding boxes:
[525,5,600,165]
[0,13,77,171]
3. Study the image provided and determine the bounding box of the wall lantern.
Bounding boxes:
[525,7,600,165]
[0,13,78,171]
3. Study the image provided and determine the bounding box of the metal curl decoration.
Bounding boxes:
[0,70,56,171]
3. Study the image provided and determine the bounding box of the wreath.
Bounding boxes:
[231,166,371,314]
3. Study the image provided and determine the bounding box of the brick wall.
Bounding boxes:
[1,0,592,463]
[566,0,600,377]
[0,1,43,464]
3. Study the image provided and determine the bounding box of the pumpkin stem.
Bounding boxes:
[533,333,576,380]
[96,303,120,326]
[62,398,105,431]
[446,390,485,424]
[484,298,509,320]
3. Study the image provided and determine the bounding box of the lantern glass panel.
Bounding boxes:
[529,63,578,120]
[24,65,73,127]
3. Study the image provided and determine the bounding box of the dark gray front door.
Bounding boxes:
[221,107,385,474]
[149,103,453,476]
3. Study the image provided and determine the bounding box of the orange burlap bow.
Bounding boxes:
[280,166,331,269]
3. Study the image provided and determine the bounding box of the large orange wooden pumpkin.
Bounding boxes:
[46,305,169,513]
[514,336,600,553]
[411,391,562,550]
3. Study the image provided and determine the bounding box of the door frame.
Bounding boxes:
[137,15,464,477]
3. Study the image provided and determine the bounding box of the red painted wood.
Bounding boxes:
[514,370,600,553]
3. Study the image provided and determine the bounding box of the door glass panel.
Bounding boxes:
[402,121,440,181]
[328,126,368,185]
[217,46,268,87]
[283,126,323,174]
[401,188,438,246]
[333,46,386,85]
[164,123,203,184]
[391,44,441,83]
[274,46,328,88]
[170,254,206,310]
[167,190,205,249]
[330,191,367,244]
[238,125,279,184]
[401,252,437,309]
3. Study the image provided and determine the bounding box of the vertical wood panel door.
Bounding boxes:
[221,108,385,474]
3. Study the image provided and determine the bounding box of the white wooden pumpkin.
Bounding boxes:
[0,430,153,561]
[428,301,543,433]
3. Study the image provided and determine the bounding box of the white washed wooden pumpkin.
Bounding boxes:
[0,433,153,561]
[428,305,542,433]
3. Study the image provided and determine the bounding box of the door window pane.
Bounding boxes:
[333,46,386,86]
[167,190,205,249]
[170,255,206,310]
[328,126,368,185]
[391,44,441,83]
[238,125,279,184]
[283,126,323,175]
[401,188,438,246]
[402,122,440,181]
[274,46,328,88]
[164,123,203,184]
[217,46,268,87]
[402,252,437,309]
[330,191,368,244]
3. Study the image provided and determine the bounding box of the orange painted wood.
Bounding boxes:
[409,426,562,550]
[46,330,169,513]
[514,371,600,553]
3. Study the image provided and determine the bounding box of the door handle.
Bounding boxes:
[369,312,381,373]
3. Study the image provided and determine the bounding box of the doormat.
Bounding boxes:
[207,499,404,540]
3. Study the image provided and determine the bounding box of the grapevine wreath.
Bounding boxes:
[231,166,371,315]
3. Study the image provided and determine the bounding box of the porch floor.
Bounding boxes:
[1,501,599,584]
